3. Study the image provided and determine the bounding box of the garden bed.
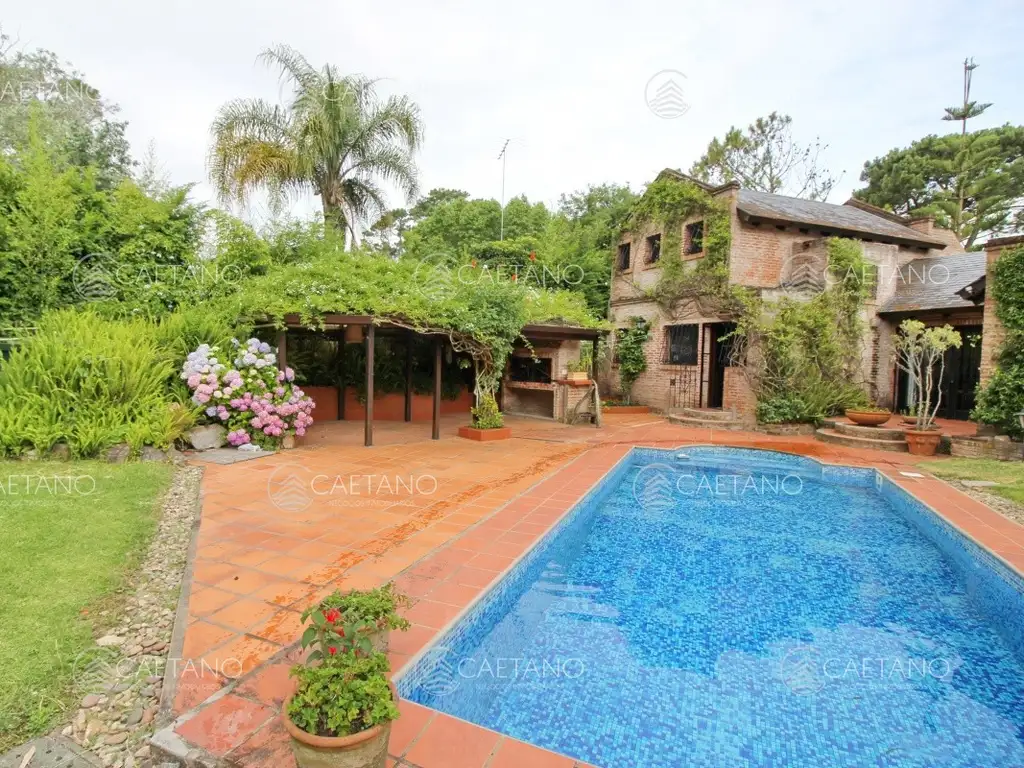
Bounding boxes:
[602,404,650,414]
[457,426,512,441]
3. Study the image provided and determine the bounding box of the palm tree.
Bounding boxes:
[208,45,424,243]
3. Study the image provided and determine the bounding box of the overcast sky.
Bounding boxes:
[6,0,1024,223]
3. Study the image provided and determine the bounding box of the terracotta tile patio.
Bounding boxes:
[157,412,1024,768]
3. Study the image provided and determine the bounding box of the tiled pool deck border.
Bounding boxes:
[153,442,1024,768]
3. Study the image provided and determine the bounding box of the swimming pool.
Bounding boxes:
[398,447,1024,767]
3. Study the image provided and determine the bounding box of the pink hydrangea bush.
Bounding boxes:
[180,338,315,448]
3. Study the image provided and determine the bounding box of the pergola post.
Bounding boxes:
[404,332,413,423]
[276,330,287,370]
[364,324,374,447]
[337,329,346,421]
[591,338,599,378]
[432,338,442,440]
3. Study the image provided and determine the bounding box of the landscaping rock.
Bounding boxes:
[106,444,131,464]
[140,446,167,462]
[187,425,226,451]
[49,442,71,461]
[64,465,203,768]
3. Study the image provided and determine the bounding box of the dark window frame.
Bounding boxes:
[664,324,699,365]
[685,221,704,255]
[645,233,662,264]
[617,242,631,270]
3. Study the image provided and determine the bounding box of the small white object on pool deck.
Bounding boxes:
[899,472,925,478]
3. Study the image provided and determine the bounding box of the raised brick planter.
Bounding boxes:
[457,426,512,441]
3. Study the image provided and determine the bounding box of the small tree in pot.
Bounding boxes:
[893,320,962,455]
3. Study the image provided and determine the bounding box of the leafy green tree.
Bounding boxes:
[0,118,78,325]
[689,112,837,200]
[855,127,1024,248]
[209,45,424,242]
[0,28,132,187]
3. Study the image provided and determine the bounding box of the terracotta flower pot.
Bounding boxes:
[845,409,891,427]
[284,687,396,768]
[566,371,590,383]
[905,429,942,456]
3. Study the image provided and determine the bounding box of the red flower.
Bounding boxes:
[471,260,477,268]
[511,273,518,281]
[529,251,536,261]
[328,646,337,656]
[324,608,341,624]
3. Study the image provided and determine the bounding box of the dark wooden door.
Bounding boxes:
[707,323,736,409]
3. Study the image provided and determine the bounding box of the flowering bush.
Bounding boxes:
[181,338,314,448]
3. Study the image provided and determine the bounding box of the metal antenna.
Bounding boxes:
[498,139,510,240]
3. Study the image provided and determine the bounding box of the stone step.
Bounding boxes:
[669,415,746,431]
[814,428,908,453]
[674,407,739,423]
[831,422,906,441]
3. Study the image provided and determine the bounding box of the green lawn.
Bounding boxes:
[0,460,173,751]
[918,457,1024,506]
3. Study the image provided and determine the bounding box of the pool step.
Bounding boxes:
[675,407,740,422]
[814,428,909,452]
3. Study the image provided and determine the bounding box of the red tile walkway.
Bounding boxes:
[158,413,1024,767]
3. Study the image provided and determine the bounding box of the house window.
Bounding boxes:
[617,243,631,270]
[685,221,704,255]
[665,324,699,365]
[646,234,661,264]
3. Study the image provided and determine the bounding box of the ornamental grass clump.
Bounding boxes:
[181,338,314,448]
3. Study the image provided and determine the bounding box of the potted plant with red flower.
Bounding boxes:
[284,649,399,768]
[300,582,411,656]
[893,320,962,456]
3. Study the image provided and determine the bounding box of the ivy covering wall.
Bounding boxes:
[973,245,1024,438]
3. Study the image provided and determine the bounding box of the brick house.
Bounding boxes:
[603,169,994,424]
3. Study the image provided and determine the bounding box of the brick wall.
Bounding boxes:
[978,237,1024,386]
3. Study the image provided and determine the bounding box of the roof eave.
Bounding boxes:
[736,208,947,249]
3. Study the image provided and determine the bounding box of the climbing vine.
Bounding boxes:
[973,244,1024,438]
[627,177,746,318]
[615,317,650,404]
[735,237,872,423]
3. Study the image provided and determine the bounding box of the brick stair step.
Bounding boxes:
[814,428,908,452]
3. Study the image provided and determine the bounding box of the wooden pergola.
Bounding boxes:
[275,314,604,447]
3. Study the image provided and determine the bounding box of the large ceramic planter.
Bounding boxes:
[458,425,512,441]
[845,409,891,427]
[284,701,391,768]
[905,429,942,456]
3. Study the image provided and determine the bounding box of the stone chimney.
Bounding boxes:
[906,215,962,251]
[979,235,1024,385]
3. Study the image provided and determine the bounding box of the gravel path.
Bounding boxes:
[63,466,202,768]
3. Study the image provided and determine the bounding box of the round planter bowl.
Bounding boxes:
[284,688,395,768]
[845,410,891,427]
[905,429,942,456]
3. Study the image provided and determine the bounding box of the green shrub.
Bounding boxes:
[286,651,399,738]
[974,246,1024,438]
[0,308,238,457]
[471,392,504,429]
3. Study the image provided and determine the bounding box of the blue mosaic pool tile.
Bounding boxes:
[400,447,1024,768]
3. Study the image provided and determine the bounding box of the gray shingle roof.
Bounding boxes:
[879,252,987,313]
[736,189,948,247]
